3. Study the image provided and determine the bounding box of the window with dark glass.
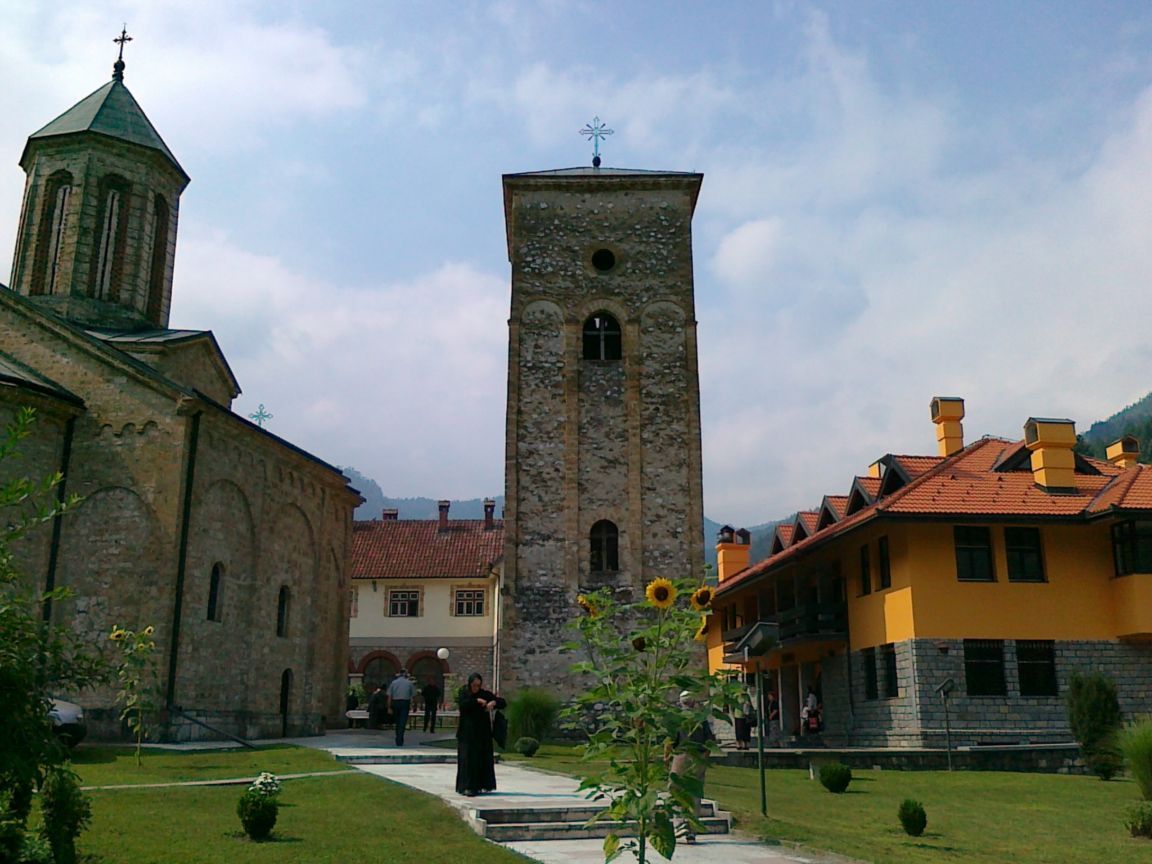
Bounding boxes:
[455,589,485,616]
[389,589,420,617]
[582,313,622,360]
[1112,520,1152,576]
[1005,527,1045,582]
[963,639,1006,696]
[207,562,223,622]
[880,643,898,698]
[146,194,169,321]
[32,171,73,296]
[590,520,619,572]
[955,526,995,582]
[276,585,290,637]
[93,175,130,301]
[859,544,871,596]
[862,647,878,700]
[1017,640,1058,697]
[878,536,892,589]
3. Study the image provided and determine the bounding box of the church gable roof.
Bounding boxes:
[89,328,241,402]
[25,80,186,179]
[0,349,84,406]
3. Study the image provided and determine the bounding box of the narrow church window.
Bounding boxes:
[94,176,129,301]
[207,562,223,622]
[31,171,73,296]
[146,194,170,322]
[590,520,619,572]
[276,585,291,637]
[582,313,622,360]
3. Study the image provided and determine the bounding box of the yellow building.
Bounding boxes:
[349,501,503,700]
[710,397,1152,747]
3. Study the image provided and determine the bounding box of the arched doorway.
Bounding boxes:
[279,668,293,738]
[361,654,399,694]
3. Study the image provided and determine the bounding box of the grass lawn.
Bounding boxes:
[78,774,528,864]
[71,744,351,787]
[503,744,1152,864]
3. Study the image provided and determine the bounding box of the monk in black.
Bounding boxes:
[455,672,506,796]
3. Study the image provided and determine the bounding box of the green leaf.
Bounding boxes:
[650,810,676,859]
[603,833,623,863]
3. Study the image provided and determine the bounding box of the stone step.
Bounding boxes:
[482,814,731,843]
[474,802,717,824]
[335,752,458,764]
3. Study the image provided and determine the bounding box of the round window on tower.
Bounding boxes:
[591,248,616,272]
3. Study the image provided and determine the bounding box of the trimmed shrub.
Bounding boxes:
[898,798,928,836]
[237,789,279,841]
[1121,719,1152,800]
[507,688,561,742]
[818,763,852,794]
[1067,672,1123,779]
[1126,802,1152,839]
[37,766,91,864]
[515,736,540,757]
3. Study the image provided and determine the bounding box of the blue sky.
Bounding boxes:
[3,1,1152,525]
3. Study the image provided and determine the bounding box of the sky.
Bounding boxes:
[3,1,1152,526]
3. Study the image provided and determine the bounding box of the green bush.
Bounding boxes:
[506,688,560,742]
[1121,719,1152,799]
[236,789,279,841]
[1126,802,1152,839]
[514,736,540,757]
[38,766,91,864]
[818,763,852,794]
[17,834,54,864]
[898,798,928,836]
[1067,673,1123,779]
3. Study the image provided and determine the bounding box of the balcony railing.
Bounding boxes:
[779,601,848,641]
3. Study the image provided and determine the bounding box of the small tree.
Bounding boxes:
[565,578,741,864]
[110,624,160,766]
[1067,672,1123,778]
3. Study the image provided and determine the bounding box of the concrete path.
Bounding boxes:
[284,729,843,864]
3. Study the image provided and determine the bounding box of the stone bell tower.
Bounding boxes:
[500,165,706,693]
[9,42,189,331]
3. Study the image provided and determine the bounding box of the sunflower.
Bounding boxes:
[631,636,647,653]
[645,578,677,610]
[690,586,714,612]
[694,617,710,642]
[577,594,598,618]
[143,625,155,636]
[109,628,126,642]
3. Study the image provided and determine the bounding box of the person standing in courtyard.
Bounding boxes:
[455,672,505,796]
[367,685,386,730]
[387,670,416,746]
[422,676,442,734]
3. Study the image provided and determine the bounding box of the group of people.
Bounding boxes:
[357,671,445,745]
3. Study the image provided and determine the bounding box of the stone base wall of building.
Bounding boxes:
[84,707,326,743]
[838,638,1152,748]
[349,642,492,701]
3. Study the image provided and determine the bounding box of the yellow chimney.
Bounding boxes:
[1024,417,1077,491]
[1106,436,1140,470]
[716,526,750,583]
[930,396,965,457]
[867,460,883,479]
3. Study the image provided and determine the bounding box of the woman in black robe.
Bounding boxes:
[455,672,506,796]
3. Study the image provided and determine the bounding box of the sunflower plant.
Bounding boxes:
[110,624,160,766]
[565,575,740,864]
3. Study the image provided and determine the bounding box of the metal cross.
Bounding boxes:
[249,404,273,427]
[580,117,614,164]
[114,25,133,62]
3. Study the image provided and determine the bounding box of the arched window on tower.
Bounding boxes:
[93,175,130,301]
[590,520,620,573]
[276,585,291,637]
[31,170,73,296]
[583,312,622,361]
[146,194,170,322]
[206,562,224,622]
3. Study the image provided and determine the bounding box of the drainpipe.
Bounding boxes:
[42,416,76,623]
[165,408,202,709]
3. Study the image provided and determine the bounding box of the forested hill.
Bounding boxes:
[1077,390,1152,463]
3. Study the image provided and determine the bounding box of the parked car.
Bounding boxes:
[50,699,87,746]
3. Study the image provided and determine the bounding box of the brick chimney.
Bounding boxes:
[382,508,399,520]
[483,498,496,530]
[1107,436,1140,470]
[1024,417,1077,491]
[716,525,750,583]
[931,396,965,457]
[438,499,450,531]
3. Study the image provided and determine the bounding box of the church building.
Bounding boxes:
[0,50,360,740]
[499,165,707,693]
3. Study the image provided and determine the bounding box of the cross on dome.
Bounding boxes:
[112,25,132,81]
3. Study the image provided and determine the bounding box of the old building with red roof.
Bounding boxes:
[349,500,504,700]
[708,397,1152,748]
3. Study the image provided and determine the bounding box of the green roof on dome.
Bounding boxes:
[25,72,186,180]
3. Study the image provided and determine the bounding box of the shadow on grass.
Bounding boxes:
[226,831,303,844]
[72,748,117,765]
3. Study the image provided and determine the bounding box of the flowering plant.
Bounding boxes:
[109,624,159,766]
[250,772,282,797]
[566,574,740,863]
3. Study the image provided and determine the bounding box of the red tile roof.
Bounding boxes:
[796,511,819,535]
[718,437,1148,597]
[772,524,795,549]
[352,519,504,580]
[824,495,849,519]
